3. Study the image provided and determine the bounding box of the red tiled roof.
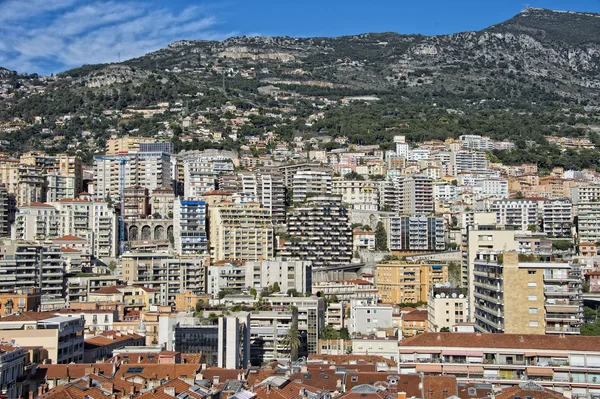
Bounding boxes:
[401,332,600,351]
[402,310,428,321]
[0,311,57,322]
[22,202,53,207]
[54,235,86,241]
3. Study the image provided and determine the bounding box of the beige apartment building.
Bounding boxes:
[376,261,448,304]
[209,202,274,261]
[473,251,582,335]
[428,288,468,332]
[105,136,156,155]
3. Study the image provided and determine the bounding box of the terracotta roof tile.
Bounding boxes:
[54,235,86,241]
[401,332,600,352]
[402,310,428,321]
[116,364,200,381]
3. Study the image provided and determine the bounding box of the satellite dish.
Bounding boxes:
[435,283,442,288]
[440,293,446,298]
[435,294,441,298]
[444,282,451,288]
[459,294,464,298]
[452,293,457,298]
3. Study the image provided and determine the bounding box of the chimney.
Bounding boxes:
[87,378,93,388]
[336,379,342,390]
[267,384,271,395]
[130,385,136,395]
[213,375,220,385]
[164,387,176,397]
[28,391,34,399]
[197,373,204,380]
[84,366,94,375]
[398,392,407,399]
[37,386,43,396]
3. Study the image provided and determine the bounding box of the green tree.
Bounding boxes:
[375,221,388,251]
[250,288,257,298]
[280,327,301,361]
[107,261,117,273]
[440,327,451,332]
[272,282,281,293]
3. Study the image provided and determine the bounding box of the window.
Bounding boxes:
[529,308,538,314]
[351,376,358,382]
[527,282,537,287]
[516,355,523,362]
[528,295,537,301]
[529,321,539,327]
[528,271,536,275]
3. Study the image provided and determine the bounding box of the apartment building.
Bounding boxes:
[428,288,468,332]
[13,202,59,240]
[491,199,539,231]
[66,275,120,303]
[122,186,149,219]
[46,174,76,202]
[376,261,448,304]
[571,185,600,242]
[385,215,445,252]
[244,258,312,294]
[161,312,250,369]
[50,199,118,259]
[278,162,324,187]
[472,251,582,335]
[0,343,25,399]
[450,150,489,175]
[542,199,572,237]
[348,299,393,335]
[0,186,9,236]
[237,170,286,224]
[265,296,325,356]
[281,196,353,267]
[459,135,495,151]
[461,213,509,285]
[105,136,156,155]
[180,157,234,198]
[402,310,429,337]
[249,310,298,365]
[353,229,376,252]
[477,178,509,199]
[395,175,434,215]
[0,313,84,365]
[292,170,332,203]
[352,334,400,362]
[313,279,378,301]
[332,177,379,211]
[173,199,207,256]
[121,252,207,306]
[87,285,160,313]
[0,163,46,207]
[149,188,175,217]
[209,202,274,261]
[206,262,246,295]
[399,333,600,398]
[0,289,42,315]
[0,240,66,297]
[93,151,173,201]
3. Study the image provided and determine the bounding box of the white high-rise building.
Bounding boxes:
[292,170,332,203]
[395,175,434,215]
[245,258,312,294]
[94,151,173,201]
[491,199,539,231]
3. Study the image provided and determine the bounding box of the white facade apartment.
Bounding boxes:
[46,175,76,202]
[13,203,59,241]
[451,150,489,175]
[94,153,172,201]
[491,199,538,231]
[542,199,572,238]
[459,134,495,151]
[434,183,457,201]
[51,199,118,258]
[244,258,312,294]
[478,179,509,199]
[292,170,332,203]
[348,298,393,335]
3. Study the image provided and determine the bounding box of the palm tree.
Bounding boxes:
[280,327,301,362]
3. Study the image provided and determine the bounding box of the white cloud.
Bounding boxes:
[0,1,233,75]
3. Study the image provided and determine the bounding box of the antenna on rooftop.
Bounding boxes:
[523,3,530,10]
[118,52,121,63]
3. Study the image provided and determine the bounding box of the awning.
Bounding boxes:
[400,349,415,354]
[417,349,441,354]
[526,367,554,377]
[468,366,485,374]
[444,365,470,374]
[467,351,484,357]
[416,364,442,373]
[442,350,467,356]
[525,352,568,358]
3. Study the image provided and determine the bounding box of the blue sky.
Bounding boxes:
[1,0,599,76]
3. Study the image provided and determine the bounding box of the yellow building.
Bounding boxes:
[209,202,274,261]
[0,289,42,315]
[87,285,160,313]
[174,291,212,312]
[106,136,156,155]
[376,261,448,304]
